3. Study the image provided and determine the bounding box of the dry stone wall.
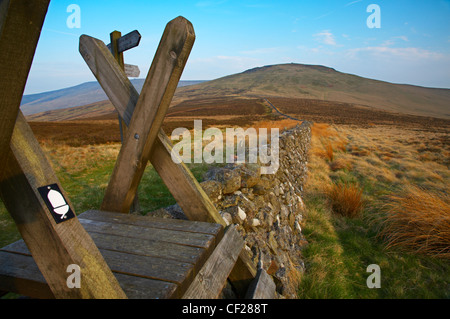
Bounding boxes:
[159,122,311,299]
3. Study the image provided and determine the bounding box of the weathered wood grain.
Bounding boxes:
[0,250,180,299]
[79,218,215,249]
[113,273,178,299]
[0,113,127,299]
[79,34,138,125]
[101,16,195,214]
[245,268,277,299]
[90,232,207,266]
[182,225,244,299]
[1,208,228,299]
[0,250,54,299]
[109,30,125,70]
[0,0,49,174]
[80,210,224,238]
[3,238,196,285]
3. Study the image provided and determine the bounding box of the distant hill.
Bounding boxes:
[21,80,205,115]
[174,64,450,119]
[25,63,450,121]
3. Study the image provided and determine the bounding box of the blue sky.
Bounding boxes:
[24,0,450,94]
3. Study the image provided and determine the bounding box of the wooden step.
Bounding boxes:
[0,210,224,299]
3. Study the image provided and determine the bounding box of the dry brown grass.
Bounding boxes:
[376,185,450,259]
[311,123,339,139]
[325,142,334,162]
[253,119,301,130]
[326,182,364,218]
[329,158,352,172]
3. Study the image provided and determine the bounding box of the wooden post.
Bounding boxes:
[109,31,125,69]
[244,268,276,299]
[0,113,127,299]
[109,30,140,213]
[100,16,196,214]
[0,0,49,175]
[182,226,244,299]
[79,26,258,297]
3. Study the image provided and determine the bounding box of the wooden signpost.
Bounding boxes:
[107,29,142,212]
[107,30,141,78]
[107,30,141,55]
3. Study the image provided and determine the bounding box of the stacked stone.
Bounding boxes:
[154,123,311,298]
[199,123,311,298]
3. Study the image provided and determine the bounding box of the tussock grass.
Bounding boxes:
[327,182,364,218]
[299,123,449,298]
[325,142,334,162]
[376,185,450,259]
[329,158,352,172]
[311,123,338,138]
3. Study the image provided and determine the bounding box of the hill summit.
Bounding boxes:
[175,63,450,119]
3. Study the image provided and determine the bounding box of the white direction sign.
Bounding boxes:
[124,64,140,78]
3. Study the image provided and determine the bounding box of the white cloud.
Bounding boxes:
[338,46,450,88]
[314,30,337,46]
[346,46,444,60]
[381,36,409,47]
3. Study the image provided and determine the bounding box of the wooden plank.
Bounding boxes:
[100,16,195,214]
[2,239,195,285]
[0,251,54,299]
[0,0,49,174]
[0,113,126,299]
[245,268,277,299]
[79,35,139,125]
[90,232,208,266]
[79,218,215,249]
[79,210,224,237]
[182,225,244,299]
[3,234,205,271]
[114,273,178,299]
[0,250,178,299]
[96,249,192,285]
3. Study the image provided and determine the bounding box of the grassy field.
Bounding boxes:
[297,123,449,298]
[1,101,449,298]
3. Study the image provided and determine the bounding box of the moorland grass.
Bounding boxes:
[297,123,450,299]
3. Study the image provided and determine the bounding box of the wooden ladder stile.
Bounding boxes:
[79,18,258,297]
[0,2,265,297]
